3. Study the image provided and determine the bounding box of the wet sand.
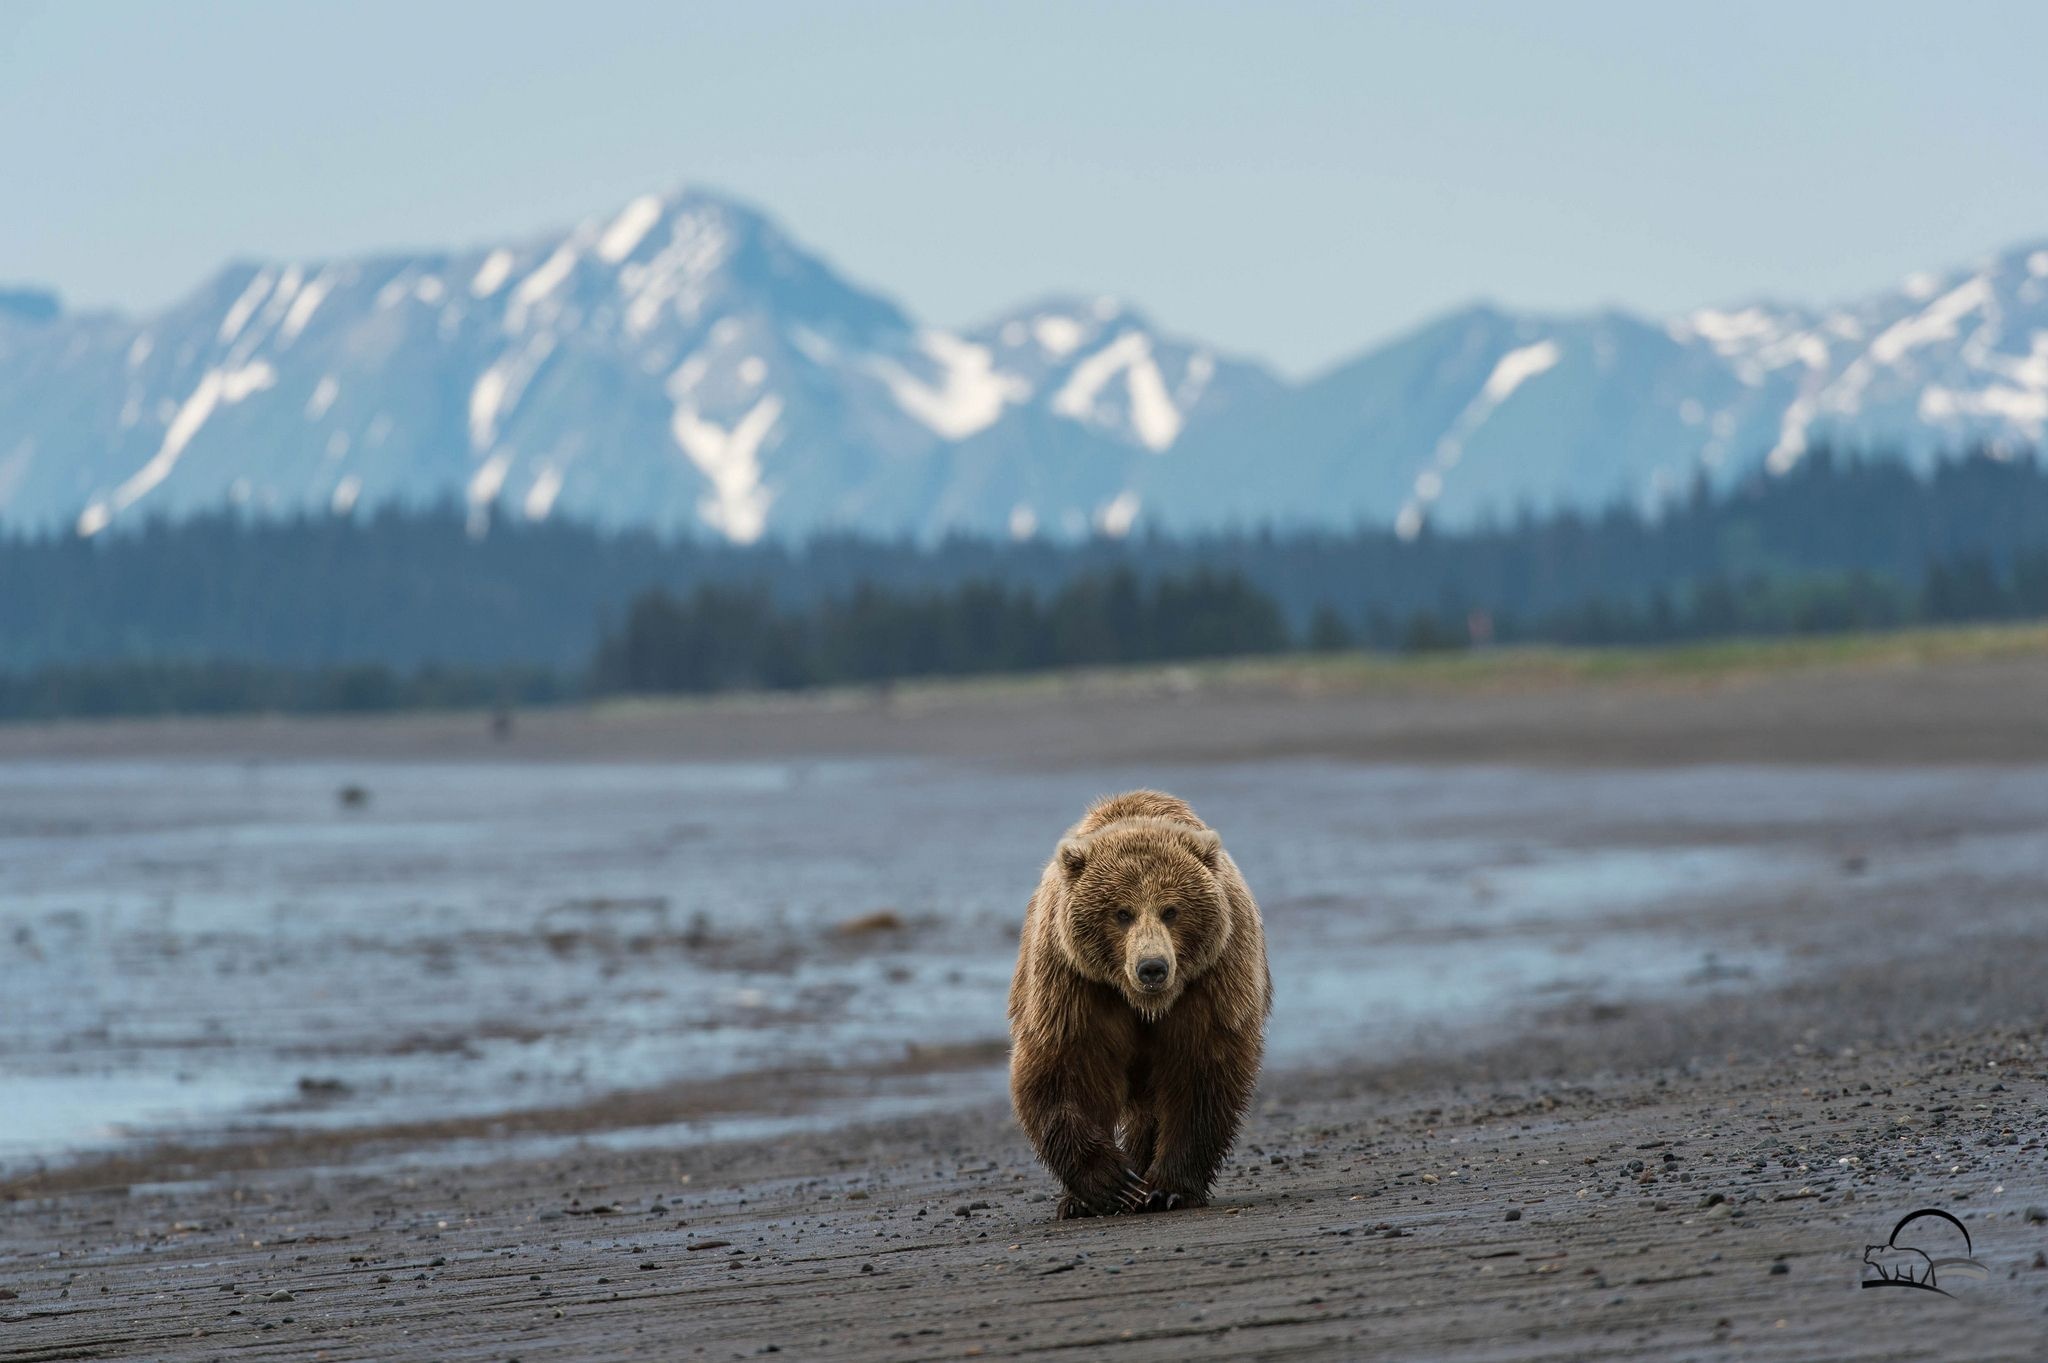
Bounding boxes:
[5,979,2045,1361]
[5,645,2048,1360]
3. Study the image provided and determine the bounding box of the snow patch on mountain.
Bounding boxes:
[524,465,565,521]
[331,473,361,515]
[671,394,783,544]
[598,194,665,264]
[873,332,1028,440]
[1095,490,1140,537]
[471,249,515,298]
[306,375,339,420]
[1053,331,1184,450]
[218,271,273,344]
[468,452,512,507]
[1032,315,1084,356]
[280,271,333,343]
[507,245,577,331]
[79,361,277,536]
[1481,339,1561,402]
[1869,276,1992,366]
[1394,338,1564,539]
[620,211,731,334]
[972,297,1272,460]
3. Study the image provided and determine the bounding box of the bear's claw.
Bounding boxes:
[1059,1171,1155,1218]
[1115,1170,1152,1213]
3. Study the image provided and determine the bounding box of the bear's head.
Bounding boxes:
[1053,818,1232,1017]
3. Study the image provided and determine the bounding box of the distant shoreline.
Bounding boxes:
[5,624,2046,767]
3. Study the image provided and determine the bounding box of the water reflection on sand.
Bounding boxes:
[4,758,2044,1168]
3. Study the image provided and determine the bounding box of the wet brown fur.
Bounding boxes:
[1008,790,1272,1217]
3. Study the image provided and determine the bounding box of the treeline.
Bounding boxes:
[0,661,567,723]
[590,548,2048,692]
[4,448,2047,672]
[1526,555,2048,647]
[590,570,1288,693]
[3,547,2046,718]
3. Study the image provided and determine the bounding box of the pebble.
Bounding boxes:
[1503,1209,1522,1222]
[2025,1206,2047,1224]
[264,1290,294,1303]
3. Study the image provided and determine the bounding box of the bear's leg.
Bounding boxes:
[1035,1103,1151,1217]
[1142,1034,1261,1207]
[1120,1109,1160,1175]
[1014,1044,1147,1216]
[1119,1055,1160,1173]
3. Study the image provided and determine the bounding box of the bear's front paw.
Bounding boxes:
[1138,1177,1210,1211]
[1057,1169,1151,1219]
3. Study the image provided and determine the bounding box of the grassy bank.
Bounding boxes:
[755,619,2048,708]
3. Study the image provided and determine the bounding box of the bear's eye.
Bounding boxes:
[1160,907,1178,925]
[1114,908,1134,927]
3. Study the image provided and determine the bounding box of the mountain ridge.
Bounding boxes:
[2,186,2043,544]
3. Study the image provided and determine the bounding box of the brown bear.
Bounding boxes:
[1009,790,1271,1218]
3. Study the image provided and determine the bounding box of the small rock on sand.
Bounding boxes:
[836,910,904,936]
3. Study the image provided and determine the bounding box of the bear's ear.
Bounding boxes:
[1056,837,1091,880]
[1184,828,1223,870]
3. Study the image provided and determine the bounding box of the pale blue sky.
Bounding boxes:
[4,0,2046,374]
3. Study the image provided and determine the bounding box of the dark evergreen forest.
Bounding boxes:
[1,449,2045,716]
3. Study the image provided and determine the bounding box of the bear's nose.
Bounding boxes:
[1136,957,1170,988]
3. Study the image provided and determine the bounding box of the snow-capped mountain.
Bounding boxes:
[1143,244,2048,536]
[1,187,2044,544]
[0,189,1271,545]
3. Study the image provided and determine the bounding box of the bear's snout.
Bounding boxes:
[1125,919,1177,998]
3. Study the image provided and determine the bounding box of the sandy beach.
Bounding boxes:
[5,640,2047,1360]
[3,629,2047,770]
[5,982,2044,1361]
